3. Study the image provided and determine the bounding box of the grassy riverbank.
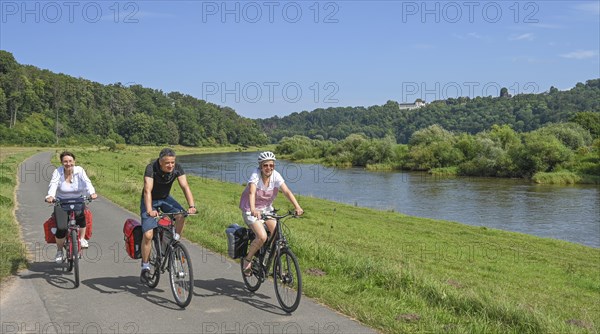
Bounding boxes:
[0,147,43,280]
[5,146,600,333]
[276,128,600,185]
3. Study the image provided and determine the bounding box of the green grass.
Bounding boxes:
[429,167,459,177]
[365,162,404,171]
[4,145,600,333]
[533,171,600,185]
[0,146,44,281]
[80,146,599,333]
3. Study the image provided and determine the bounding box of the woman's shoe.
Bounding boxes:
[55,250,64,263]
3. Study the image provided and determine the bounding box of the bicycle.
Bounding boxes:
[241,210,302,313]
[52,196,92,288]
[143,211,194,308]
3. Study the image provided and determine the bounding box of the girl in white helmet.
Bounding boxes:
[239,151,304,275]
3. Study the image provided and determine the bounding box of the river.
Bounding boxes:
[179,152,600,248]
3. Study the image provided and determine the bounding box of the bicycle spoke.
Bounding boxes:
[146,236,161,288]
[239,212,301,310]
[169,243,193,308]
[274,249,302,313]
[72,229,80,288]
[241,256,262,292]
[66,242,73,272]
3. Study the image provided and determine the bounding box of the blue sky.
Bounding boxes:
[1,1,598,119]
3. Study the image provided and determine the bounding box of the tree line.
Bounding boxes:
[1,48,598,169]
[259,79,600,144]
[275,119,600,183]
[0,51,268,147]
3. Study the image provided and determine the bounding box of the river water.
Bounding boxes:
[179,152,600,248]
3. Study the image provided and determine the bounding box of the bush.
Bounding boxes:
[515,132,574,176]
[105,139,117,151]
[535,123,592,150]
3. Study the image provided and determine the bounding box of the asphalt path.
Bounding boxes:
[1,152,375,334]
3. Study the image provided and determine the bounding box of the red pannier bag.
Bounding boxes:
[43,215,57,244]
[158,217,171,227]
[84,208,93,240]
[123,219,143,259]
[44,209,93,243]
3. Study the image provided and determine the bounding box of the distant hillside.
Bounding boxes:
[0,50,268,146]
[258,79,600,143]
[3,49,597,147]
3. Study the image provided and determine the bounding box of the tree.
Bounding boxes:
[515,132,573,176]
[175,106,204,146]
[571,112,600,139]
[408,124,455,146]
[118,113,155,145]
[0,50,18,74]
[535,123,592,150]
[487,124,521,150]
[0,88,7,124]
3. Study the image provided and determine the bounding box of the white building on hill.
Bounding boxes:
[398,99,426,110]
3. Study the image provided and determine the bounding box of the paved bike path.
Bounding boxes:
[1,152,375,334]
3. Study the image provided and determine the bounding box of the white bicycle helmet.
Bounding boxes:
[258,151,276,163]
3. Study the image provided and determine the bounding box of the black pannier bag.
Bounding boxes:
[225,224,254,259]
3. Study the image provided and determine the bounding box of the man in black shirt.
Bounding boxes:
[139,148,197,282]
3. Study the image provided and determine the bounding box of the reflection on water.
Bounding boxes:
[179,152,600,248]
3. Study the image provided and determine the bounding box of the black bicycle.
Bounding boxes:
[144,211,194,308]
[52,196,92,288]
[241,210,302,313]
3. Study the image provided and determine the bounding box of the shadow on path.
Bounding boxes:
[82,275,182,310]
[20,261,78,290]
[194,277,288,316]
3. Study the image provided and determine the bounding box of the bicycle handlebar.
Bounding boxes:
[261,210,299,220]
[156,210,196,219]
[49,196,93,205]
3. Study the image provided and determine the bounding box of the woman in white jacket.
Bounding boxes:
[45,151,98,263]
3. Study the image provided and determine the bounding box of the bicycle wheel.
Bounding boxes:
[71,230,80,288]
[169,242,193,308]
[146,235,161,288]
[241,256,261,292]
[66,240,73,272]
[273,248,302,313]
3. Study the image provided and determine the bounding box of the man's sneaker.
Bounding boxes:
[55,251,64,263]
[80,238,89,249]
[140,268,151,284]
[174,233,181,241]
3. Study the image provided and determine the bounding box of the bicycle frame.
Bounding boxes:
[65,210,81,258]
[145,210,194,308]
[52,196,91,288]
[242,210,302,313]
[253,212,292,281]
[154,218,179,273]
